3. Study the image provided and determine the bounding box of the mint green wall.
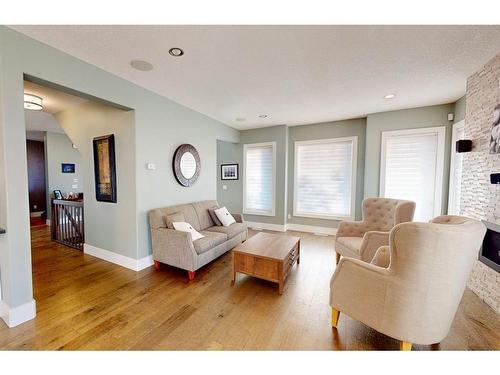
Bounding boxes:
[287,118,366,227]
[240,125,288,225]
[216,140,243,213]
[45,132,83,220]
[0,27,238,312]
[364,104,455,214]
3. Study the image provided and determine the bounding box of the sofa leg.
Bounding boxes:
[188,271,196,281]
[400,341,412,351]
[331,308,340,328]
[335,253,341,265]
[154,260,161,270]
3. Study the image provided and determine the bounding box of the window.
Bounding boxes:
[243,142,276,216]
[293,137,357,220]
[380,126,446,222]
[448,121,465,215]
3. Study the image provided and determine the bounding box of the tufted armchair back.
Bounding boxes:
[362,198,416,232]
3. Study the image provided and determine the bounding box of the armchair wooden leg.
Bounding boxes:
[400,341,412,351]
[188,271,196,281]
[331,308,340,328]
[335,253,341,265]
[154,260,161,270]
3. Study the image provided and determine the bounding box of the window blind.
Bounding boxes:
[244,143,275,215]
[381,129,443,222]
[294,138,356,219]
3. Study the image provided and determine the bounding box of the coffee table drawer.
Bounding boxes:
[233,252,279,282]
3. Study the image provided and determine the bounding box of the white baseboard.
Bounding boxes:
[286,223,337,236]
[245,221,287,232]
[84,244,154,271]
[46,219,51,226]
[0,299,36,328]
[246,221,337,236]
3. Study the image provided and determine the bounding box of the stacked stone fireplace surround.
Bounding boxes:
[461,52,500,314]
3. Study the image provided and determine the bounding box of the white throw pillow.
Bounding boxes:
[214,206,236,227]
[172,222,204,241]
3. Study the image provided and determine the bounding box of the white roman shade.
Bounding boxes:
[293,137,357,220]
[243,142,276,216]
[380,127,445,222]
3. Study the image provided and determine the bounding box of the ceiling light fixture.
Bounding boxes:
[130,59,154,71]
[24,93,43,111]
[258,114,268,118]
[169,48,184,57]
[384,93,396,99]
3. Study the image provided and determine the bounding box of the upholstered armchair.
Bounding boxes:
[335,198,415,264]
[330,215,486,350]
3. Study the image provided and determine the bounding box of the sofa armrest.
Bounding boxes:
[232,213,244,223]
[359,231,390,263]
[150,228,198,271]
[370,245,391,268]
[336,220,368,238]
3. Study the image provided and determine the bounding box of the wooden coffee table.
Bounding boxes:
[231,232,300,294]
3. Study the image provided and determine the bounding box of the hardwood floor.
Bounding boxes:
[0,225,498,350]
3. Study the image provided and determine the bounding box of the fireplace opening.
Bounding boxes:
[480,221,500,273]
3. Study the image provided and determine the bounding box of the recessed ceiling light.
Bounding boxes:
[169,48,184,57]
[384,93,396,99]
[130,59,154,71]
[258,114,268,118]
[24,93,43,111]
[235,118,246,122]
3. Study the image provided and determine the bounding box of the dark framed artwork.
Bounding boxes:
[61,163,75,173]
[221,164,239,180]
[489,103,500,154]
[53,190,63,200]
[93,134,117,203]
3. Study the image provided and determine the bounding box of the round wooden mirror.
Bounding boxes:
[173,144,201,186]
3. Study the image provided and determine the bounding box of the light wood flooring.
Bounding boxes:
[0,226,498,350]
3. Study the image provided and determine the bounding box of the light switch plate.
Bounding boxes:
[147,163,157,170]
[222,185,227,190]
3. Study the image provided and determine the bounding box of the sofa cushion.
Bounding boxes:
[193,231,227,254]
[208,206,222,226]
[165,212,186,229]
[206,222,247,240]
[335,236,363,258]
[149,203,201,230]
[193,200,219,230]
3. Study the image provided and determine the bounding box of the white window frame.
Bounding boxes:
[379,126,446,218]
[448,120,465,215]
[293,136,358,221]
[243,141,276,216]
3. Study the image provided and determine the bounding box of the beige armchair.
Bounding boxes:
[330,215,486,350]
[335,198,415,264]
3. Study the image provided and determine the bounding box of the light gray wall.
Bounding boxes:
[216,140,243,213]
[364,104,455,214]
[0,26,238,312]
[239,125,288,225]
[454,95,466,123]
[56,102,137,259]
[287,118,366,227]
[45,131,83,220]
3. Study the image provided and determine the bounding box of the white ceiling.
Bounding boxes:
[24,80,87,135]
[12,26,500,129]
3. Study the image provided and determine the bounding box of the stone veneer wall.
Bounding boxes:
[461,52,500,314]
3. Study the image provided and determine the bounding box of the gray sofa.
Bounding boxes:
[148,200,247,280]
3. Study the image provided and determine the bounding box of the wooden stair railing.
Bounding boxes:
[51,199,84,250]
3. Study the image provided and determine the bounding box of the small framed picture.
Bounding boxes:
[62,163,75,173]
[53,190,63,200]
[221,164,239,180]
